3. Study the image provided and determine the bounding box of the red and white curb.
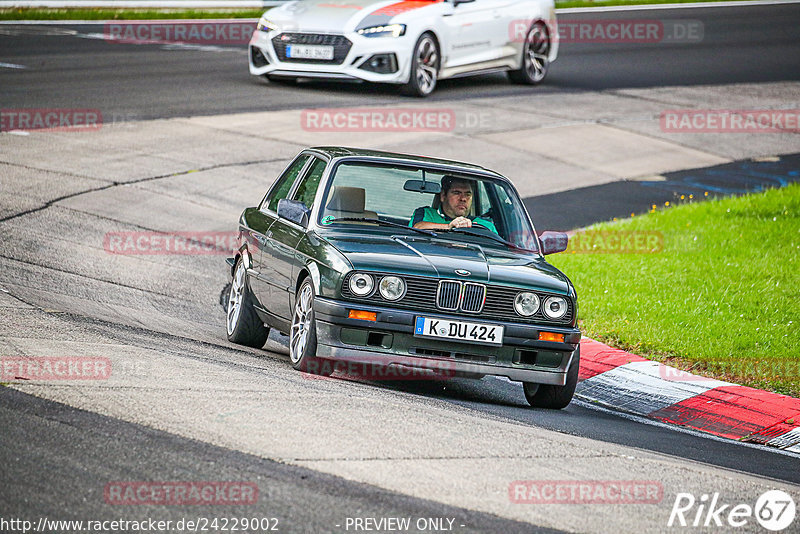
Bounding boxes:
[576,338,800,452]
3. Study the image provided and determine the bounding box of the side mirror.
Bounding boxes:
[277,198,311,227]
[539,231,569,255]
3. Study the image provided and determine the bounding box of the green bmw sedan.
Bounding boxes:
[226,147,580,409]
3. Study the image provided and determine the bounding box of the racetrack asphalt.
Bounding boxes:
[0,4,798,119]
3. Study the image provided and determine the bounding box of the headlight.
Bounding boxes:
[379,276,405,301]
[349,273,374,296]
[514,292,540,316]
[356,24,406,38]
[543,296,568,320]
[257,17,279,33]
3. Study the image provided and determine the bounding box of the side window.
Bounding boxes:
[263,156,309,212]
[292,157,327,208]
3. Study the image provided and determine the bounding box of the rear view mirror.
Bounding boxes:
[277,199,311,227]
[403,179,441,194]
[539,231,569,255]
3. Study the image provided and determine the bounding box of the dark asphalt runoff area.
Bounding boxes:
[527,153,800,230]
[0,4,798,120]
[0,388,560,534]
[1,3,800,531]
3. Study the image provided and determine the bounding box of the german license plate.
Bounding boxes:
[286,44,334,60]
[414,316,503,345]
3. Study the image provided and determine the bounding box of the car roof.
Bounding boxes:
[308,146,506,180]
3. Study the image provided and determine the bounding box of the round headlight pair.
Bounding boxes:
[514,292,568,320]
[349,273,405,301]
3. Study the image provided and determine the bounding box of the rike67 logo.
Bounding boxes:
[668,490,796,531]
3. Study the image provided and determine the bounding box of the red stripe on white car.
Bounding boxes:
[370,0,442,17]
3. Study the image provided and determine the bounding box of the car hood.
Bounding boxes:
[267,0,442,33]
[323,233,571,294]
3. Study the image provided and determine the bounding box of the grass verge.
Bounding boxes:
[555,0,765,8]
[0,8,264,21]
[549,184,800,397]
[0,0,769,21]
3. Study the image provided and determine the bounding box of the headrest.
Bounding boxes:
[326,186,366,213]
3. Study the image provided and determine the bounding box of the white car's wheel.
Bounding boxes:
[508,21,550,85]
[402,33,439,97]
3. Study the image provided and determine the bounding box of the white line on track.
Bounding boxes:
[0,62,27,69]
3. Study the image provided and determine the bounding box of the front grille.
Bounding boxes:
[437,280,460,311]
[462,283,486,313]
[272,33,352,65]
[341,272,573,326]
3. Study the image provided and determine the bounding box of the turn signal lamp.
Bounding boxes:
[348,310,377,322]
[539,331,564,343]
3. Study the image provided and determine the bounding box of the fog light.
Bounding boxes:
[250,46,269,68]
[348,310,377,321]
[359,53,398,74]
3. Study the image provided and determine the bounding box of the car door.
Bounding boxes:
[249,154,311,310]
[263,156,327,320]
[442,0,509,68]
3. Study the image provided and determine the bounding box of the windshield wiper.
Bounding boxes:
[328,217,438,237]
[448,227,536,252]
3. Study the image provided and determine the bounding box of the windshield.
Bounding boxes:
[318,160,539,252]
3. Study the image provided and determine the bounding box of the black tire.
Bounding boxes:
[226,257,270,348]
[290,279,333,375]
[507,21,550,85]
[524,345,579,409]
[402,33,439,97]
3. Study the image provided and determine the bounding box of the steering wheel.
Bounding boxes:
[452,221,492,233]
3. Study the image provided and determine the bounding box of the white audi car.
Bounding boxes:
[248,0,558,96]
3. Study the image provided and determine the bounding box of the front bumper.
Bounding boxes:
[313,297,580,384]
[248,28,413,84]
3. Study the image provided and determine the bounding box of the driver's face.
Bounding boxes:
[441,183,473,219]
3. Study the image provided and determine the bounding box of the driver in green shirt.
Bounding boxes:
[409,176,498,234]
